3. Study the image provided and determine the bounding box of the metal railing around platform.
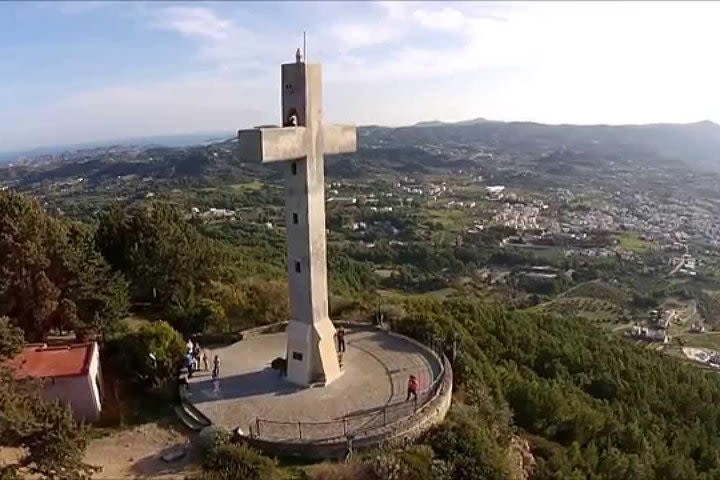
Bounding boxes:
[246,353,449,443]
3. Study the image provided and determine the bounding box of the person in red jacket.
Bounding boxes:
[406,374,418,402]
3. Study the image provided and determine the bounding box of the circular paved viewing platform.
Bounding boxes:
[186,325,444,443]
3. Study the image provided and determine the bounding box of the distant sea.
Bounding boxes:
[0,131,234,164]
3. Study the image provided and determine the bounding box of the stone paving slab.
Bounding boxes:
[186,327,440,441]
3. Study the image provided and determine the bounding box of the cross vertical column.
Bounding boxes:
[237,55,356,387]
[281,62,341,386]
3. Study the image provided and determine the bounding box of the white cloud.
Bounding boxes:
[328,22,401,50]
[376,1,410,20]
[322,0,720,103]
[6,1,720,150]
[148,5,296,74]
[412,7,468,31]
[155,6,233,40]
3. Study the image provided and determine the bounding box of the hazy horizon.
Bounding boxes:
[5,115,720,159]
[2,1,720,151]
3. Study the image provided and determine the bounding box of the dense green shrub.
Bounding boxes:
[368,445,448,480]
[429,406,511,480]
[200,442,282,480]
[396,296,720,479]
[0,467,21,480]
[194,298,228,333]
[103,320,185,388]
[0,191,129,342]
[195,426,230,457]
[304,462,372,480]
[96,202,220,309]
[0,317,23,359]
[168,296,229,335]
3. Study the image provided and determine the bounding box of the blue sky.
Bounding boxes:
[2,1,720,151]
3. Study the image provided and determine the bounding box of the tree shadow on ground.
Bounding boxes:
[189,367,301,403]
[95,376,177,430]
[130,442,198,478]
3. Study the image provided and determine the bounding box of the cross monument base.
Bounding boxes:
[285,318,341,386]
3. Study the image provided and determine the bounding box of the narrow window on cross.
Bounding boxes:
[293,213,299,224]
[291,162,297,175]
[295,261,301,273]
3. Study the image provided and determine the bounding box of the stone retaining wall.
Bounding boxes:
[242,356,453,460]
[378,355,453,448]
[240,321,288,339]
[203,320,453,460]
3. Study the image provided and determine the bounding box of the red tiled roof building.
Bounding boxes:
[6,342,103,422]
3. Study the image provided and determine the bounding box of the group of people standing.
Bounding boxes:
[185,338,220,382]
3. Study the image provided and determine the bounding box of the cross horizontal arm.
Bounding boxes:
[237,127,307,164]
[323,125,357,155]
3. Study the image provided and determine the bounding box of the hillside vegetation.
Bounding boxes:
[4,116,720,478]
[563,281,629,307]
[392,297,720,480]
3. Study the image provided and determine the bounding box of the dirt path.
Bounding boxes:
[1,422,199,479]
[86,423,199,479]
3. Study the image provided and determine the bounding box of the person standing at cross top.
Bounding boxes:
[337,326,346,353]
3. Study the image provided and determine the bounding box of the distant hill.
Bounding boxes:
[413,120,448,128]
[3,119,720,188]
[369,118,720,172]
[0,131,234,164]
[412,117,488,128]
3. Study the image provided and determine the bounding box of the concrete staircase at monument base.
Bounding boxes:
[174,401,211,431]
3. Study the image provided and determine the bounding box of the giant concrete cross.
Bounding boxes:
[237,54,357,387]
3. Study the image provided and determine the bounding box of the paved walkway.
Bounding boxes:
[186,327,440,441]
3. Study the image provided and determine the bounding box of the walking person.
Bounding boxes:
[406,374,418,402]
[193,345,201,374]
[186,352,195,378]
[201,350,209,371]
[212,355,220,381]
[337,326,346,353]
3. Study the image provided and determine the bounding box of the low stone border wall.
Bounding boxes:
[239,321,452,460]
[195,321,288,346]
[242,355,452,459]
[193,319,452,459]
[239,321,288,339]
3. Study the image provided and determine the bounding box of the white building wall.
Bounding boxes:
[40,344,102,422]
[86,343,103,417]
